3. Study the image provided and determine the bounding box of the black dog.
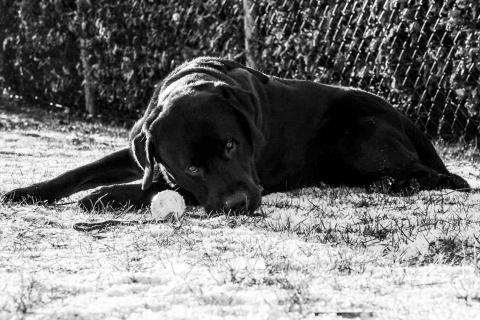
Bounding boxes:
[3,57,470,212]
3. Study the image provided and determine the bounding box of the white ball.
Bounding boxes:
[150,190,186,221]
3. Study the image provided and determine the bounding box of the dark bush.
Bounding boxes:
[1,0,244,117]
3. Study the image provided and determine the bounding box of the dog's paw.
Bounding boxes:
[78,189,142,212]
[444,174,471,191]
[366,176,395,193]
[389,178,421,196]
[2,187,52,205]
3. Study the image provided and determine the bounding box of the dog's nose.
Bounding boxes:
[223,191,248,210]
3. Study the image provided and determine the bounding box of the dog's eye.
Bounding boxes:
[186,165,200,175]
[225,139,236,157]
[226,139,235,149]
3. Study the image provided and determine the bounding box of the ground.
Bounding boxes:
[1,98,480,320]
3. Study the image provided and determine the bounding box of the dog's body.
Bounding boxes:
[3,57,470,212]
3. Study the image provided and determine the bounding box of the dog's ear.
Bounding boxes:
[129,82,165,190]
[216,83,266,155]
[141,135,156,190]
[130,132,156,190]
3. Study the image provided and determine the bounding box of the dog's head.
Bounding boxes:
[133,82,265,213]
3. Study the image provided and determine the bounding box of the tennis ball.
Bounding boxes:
[150,190,186,221]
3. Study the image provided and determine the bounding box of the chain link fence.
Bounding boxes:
[247,0,480,142]
[1,0,479,143]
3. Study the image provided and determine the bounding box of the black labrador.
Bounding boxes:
[3,57,470,213]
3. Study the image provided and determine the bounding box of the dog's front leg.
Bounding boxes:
[2,148,142,204]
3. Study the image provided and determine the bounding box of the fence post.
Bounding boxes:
[0,33,4,89]
[76,0,96,116]
[0,1,12,91]
[242,0,259,69]
[79,39,96,115]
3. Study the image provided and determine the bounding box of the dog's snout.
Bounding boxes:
[205,184,262,214]
[223,191,248,210]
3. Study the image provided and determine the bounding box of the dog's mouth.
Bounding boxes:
[205,184,263,215]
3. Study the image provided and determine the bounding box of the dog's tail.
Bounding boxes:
[403,117,471,191]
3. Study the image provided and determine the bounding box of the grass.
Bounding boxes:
[1,96,480,319]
